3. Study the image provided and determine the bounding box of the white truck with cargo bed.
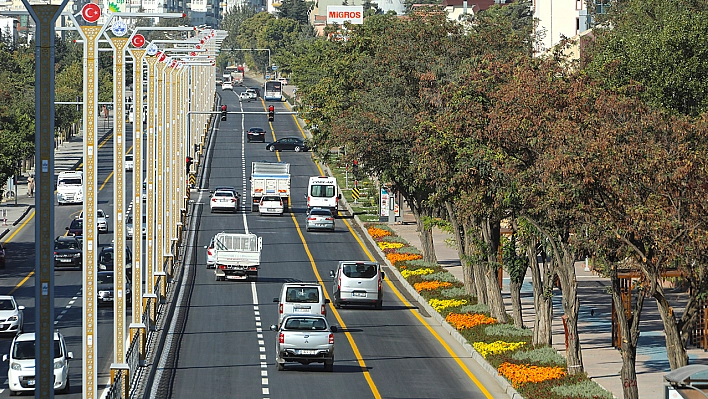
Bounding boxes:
[250,161,291,212]
[213,232,262,281]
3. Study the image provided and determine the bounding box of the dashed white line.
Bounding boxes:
[252,282,269,399]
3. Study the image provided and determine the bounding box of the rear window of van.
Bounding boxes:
[343,264,377,279]
[286,287,320,303]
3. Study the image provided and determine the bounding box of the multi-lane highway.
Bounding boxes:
[149,79,508,399]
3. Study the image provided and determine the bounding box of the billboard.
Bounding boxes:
[327,6,364,25]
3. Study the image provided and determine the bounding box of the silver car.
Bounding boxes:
[0,296,23,335]
[305,207,335,232]
[270,315,337,371]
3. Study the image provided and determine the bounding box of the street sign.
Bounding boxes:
[265,75,271,79]
[272,65,278,71]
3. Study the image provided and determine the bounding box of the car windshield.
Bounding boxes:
[343,263,378,279]
[285,287,320,303]
[55,240,78,250]
[126,155,133,161]
[284,318,327,331]
[70,219,83,229]
[214,191,233,197]
[99,251,114,265]
[97,273,114,285]
[310,185,335,198]
[58,178,81,186]
[0,300,16,310]
[262,196,280,202]
[13,340,62,360]
[97,210,105,218]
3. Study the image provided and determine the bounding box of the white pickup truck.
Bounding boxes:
[250,161,290,212]
[239,89,258,102]
[213,232,262,281]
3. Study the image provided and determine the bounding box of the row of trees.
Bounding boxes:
[254,1,708,398]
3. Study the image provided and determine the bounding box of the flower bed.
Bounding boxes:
[363,222,613,399]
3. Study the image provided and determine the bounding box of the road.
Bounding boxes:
[154,79,506,399]
[0,119,135,397]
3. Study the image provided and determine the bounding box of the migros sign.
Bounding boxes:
[327,6,364,25]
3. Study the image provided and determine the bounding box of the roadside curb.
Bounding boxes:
[13,206,32,226]
[0,228,10,241]
[333,183,524,399]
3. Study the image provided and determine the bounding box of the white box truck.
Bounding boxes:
[56,171,83,205]
[307,176,340,213]
[251,161,290,212]
[213,232,262,281]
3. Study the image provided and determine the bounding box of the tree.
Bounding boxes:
[276,0,310,25]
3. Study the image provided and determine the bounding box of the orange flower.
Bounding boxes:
[497,362,566,388]
[445,313,497,330]
[386,253,422,265]
[368,227,392,239]
[414,281,453,293]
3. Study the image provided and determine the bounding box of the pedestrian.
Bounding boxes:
[102,105,108,118]
[27,175,35,197]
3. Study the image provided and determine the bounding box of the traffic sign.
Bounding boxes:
[81,3,101,23]
[272,65,278,71]
[265,75,271,79]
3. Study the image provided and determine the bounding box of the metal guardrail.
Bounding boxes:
[105,370,124,399]
[126,329,141,378]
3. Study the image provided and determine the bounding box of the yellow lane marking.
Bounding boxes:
[7,271,34,296]
[76,132,114,170]
[339,216,495,398]
[4,211,35,296]
[290,212,381,398]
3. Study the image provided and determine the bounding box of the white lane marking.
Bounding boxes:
[252,281,268,399]
[241,102,249,234]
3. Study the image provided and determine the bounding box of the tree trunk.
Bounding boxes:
[527,241,553,346]
[610,267,642,399]
[480,217,507,323]
[653,286,689,369]
[410,202,437,264]
[446,202,476,297]
[509,280,523,328]
[556,243,583,375]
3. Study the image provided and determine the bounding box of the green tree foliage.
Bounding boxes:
[276,0,310,25]
[583,0,708,116]
[218,4,259,68]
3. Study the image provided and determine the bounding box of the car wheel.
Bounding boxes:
[324,359,334,372]
[276,361,285,371]
[333,297,341,309]
[61,378,70,394]
[9,390,17,396]
[268,145,276,152]
[294,146,302,152]
[375,300,383,310]
[252,205,258,212]
[306,227,310,232]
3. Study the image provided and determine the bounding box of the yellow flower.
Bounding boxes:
[428,298,467,312]
[414,281,453,292]
[401,268,435,278]
[472,341,526,358]
[377,242,405,250]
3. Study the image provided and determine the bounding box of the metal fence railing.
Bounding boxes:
[105,369,124,399]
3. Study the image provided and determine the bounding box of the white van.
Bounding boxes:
[56,171,83,205]
[307,176,340,214]
[273,283,329,326]
[329,261,384,309]
[4,331,73,395]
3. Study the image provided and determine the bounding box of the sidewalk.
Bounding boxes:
[385,207,705,399]
[0,112,114,242]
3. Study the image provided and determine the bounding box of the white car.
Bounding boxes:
[259,195,284,216]
[125,154,134,171]
[210,190,239,213]
[222,82,233,91]
[204,236,216,269]
[5,332,73,395]
[0,296,23,335]
[239,91,256,102]
[78,209,109,233]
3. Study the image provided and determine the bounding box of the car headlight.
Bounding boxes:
[7,315,17,322]
[10,362,21,371]
[73,253,81,258]
[54,358,65,369]
[98,290,110,297]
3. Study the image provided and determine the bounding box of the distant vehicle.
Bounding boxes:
[0,296,23,335]
[264,80,283,101]
[247,127,267,142]
[142,179,147,203]
[307,176,340,214]
[222,82,234,91]
[248,87,260,98]
[125,154,134,171]
[65,218,83,238]
[78,209,109,233]
[265,137,309,152]
[270,315,337,371]
[259,195,284,216]
[54,236,82,269]
[56,171,83,205]
[273,283,329,327]
[98,245,133,280]
[239,91,255,102]
[126,214,146,239]
[330,261,384,309]
[306,207,335,232]
[5,331,73,395]
[97,271,132,306]
[210,190,239,213]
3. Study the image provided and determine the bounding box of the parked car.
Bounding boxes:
[204,235,216,269]
[78,209,109,233]
[0,243,5,268]
[330,261,384,309]
[273,283,329,327]
[259,195,284,216]
[210,190,239,213]
[265,137,309,152]
[97,271,132,306]
[125,154,134,171]
[0,296,23,335]
[247,127,267,142]
[270,315,337,371]
[4,331,72,395]
[54,236,82,269]
[65,218,83,238]
[306,207,335,232]
[222,82,234,91]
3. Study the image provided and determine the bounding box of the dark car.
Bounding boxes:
[266,137,309,152]
[0,243,5,269]
[65,218,83,237]
[247,127,267,143]
[98,246,133,279]
[54,236,82,269]
[97,271,132,306]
